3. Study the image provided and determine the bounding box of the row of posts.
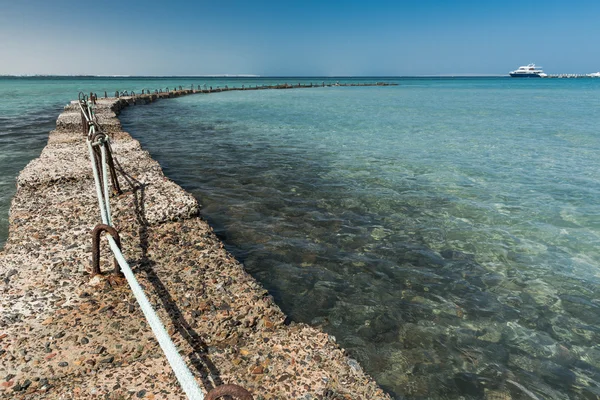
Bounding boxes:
[106,82,336,99]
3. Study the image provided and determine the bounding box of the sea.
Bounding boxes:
[1,76,599,399]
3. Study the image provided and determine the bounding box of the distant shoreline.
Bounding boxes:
[0,74,510,79]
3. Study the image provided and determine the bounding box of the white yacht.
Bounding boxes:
[587,72,600,78]
[509,64,547,78]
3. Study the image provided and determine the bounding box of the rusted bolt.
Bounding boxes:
[206,384,253,400]
[91,224,123,276]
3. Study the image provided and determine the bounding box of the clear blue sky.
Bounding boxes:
[0,0,598,76]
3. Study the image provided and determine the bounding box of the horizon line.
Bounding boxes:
[0,74,511,78]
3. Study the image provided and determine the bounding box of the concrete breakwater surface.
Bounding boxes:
[0,88,390,398]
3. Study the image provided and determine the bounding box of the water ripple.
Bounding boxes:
[122,81,600,399]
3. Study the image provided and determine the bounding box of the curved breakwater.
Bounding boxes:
[2,77,600,400]
[0,86,392,399]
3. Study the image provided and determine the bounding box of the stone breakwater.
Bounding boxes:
[0,89,391,399]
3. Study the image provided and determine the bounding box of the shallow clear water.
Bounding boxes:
[2,77,600,399]
[119,78,600,399]
[0,76,341,247]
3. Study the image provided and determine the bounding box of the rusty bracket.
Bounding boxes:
[79,92,90,135]
[80,110,89,135]
[91,224,123,276]
[104,142,122,195]
[206,384,253,400]
[88,134,122,195]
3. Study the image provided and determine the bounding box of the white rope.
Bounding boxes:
[87,140,110,225]
[100,144,112,226]
[81,98,205,400]
[106,235,205,400]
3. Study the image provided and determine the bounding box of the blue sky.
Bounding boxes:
[0,0,598,76]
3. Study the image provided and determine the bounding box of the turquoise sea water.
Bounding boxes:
[0,76,342,247]
[2,77,600,399]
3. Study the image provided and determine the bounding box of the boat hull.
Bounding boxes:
[509,73,543,78]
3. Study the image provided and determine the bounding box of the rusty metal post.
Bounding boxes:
[81,111,87,135]
[91,224,123,276]
[206,384,253,400]
[80,103,89,136]
[90,130,122,196]
[104,143,122,195]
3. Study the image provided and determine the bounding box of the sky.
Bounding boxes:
[0,0,598,76]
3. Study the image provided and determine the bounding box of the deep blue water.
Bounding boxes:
[3,77,600,399]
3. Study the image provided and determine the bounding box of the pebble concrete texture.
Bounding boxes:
[0,93,391,400]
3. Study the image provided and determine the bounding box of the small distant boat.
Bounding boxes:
[587,72,600,78]
[509,63,548,78]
